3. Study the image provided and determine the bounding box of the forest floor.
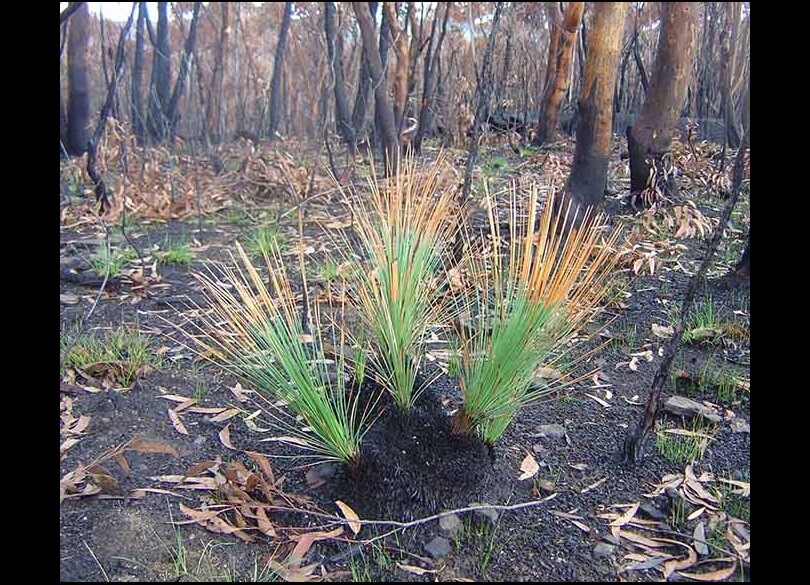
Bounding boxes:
[59,134,750,582]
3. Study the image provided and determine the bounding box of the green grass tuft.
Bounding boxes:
[60,324,157,386]
[451,187,622,444]
[184,242,375,466]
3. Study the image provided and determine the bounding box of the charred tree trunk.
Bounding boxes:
[533,2,584,147]
[412,2,450,152]
[66,2,90,156]
[627,2,698,207]
[131,2,147,145]
[87,4,137,212]
[561,2,627,219]
[325,2,354,144]
[165,1,202,141]
[352,2,379,144]
[733,230,749,277]
[146,2,171,142]
[268,2,293,139]
[206,2,230,144]
[383,2,409,136]
[353,1,400,170]
[460,2,504,201]
[720,2,742,148]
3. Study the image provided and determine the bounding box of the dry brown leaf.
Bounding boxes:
[396,563,436,576]
[581,477,607,493]
[127,435,179,457]
[254,505,277,537]
[518,452,540,481]
[246,451,275,484]
[230,382,250,402]
[168,409,189,435]
[173,398,197,413]
[187,406,228,415]
[609,502,640,527]
[184,460,220,477]
[210,408,242,422]
[114,452,131,474]
[265,559,320,582]
[676,564,737,582]
[693,522,709,556]
[289,527,344,567]
[219,424,235,449]
[335,500,361,536]
[661,546,698,577]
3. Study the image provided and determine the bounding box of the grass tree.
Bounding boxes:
[451,186,621,445]
[184,242,375,467]
[338,154,461,411]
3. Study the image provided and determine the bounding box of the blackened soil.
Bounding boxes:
[326,387,501,521]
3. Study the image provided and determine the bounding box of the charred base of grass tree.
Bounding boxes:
[324,382,499,522]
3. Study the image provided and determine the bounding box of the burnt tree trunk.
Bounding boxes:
[268,2,293,139]
[206,2,230,144]
[66,2,90,156]
[533,2,585,147]
[383,2,409,136]
[561,2,627,219]
[412,2,450,152]
[87,4,137,212]
[353,1,400,170]
[165,1,202,141]
[325,2,354,144]
[460,2,504,201]
[627,2,698,206]
[720,2,742,148]
[131,2,147,145]
[351,2,379,145]
[146,2,171,142]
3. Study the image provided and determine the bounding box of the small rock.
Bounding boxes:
[593,542,617,558]
[638,502,668,521]
[730,417,750,433]
[469,502,498,524]
[534,424,566,440]
[438,513,462,536]
[664,395,723,423]
[532,443,549,457]
[423,536,451,559]
[193,435,207,446]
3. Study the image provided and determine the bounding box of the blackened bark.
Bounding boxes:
[461,2,504,201]
[131,2,146,145]
[268,2,294,139]
[66,2,90,156]
[60,2,85,25]
[325,2,354,143]
[627,2,699,205]
[412,2,450,152]
[206,2,230,144]
[532,2,584,147]
[351,2,379,143]
[562,2,627,219]
[166,1,203,140]
[733,230,749,277]
[353,2,399,170]
[87,4,137,212]
[146,2,171,142]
